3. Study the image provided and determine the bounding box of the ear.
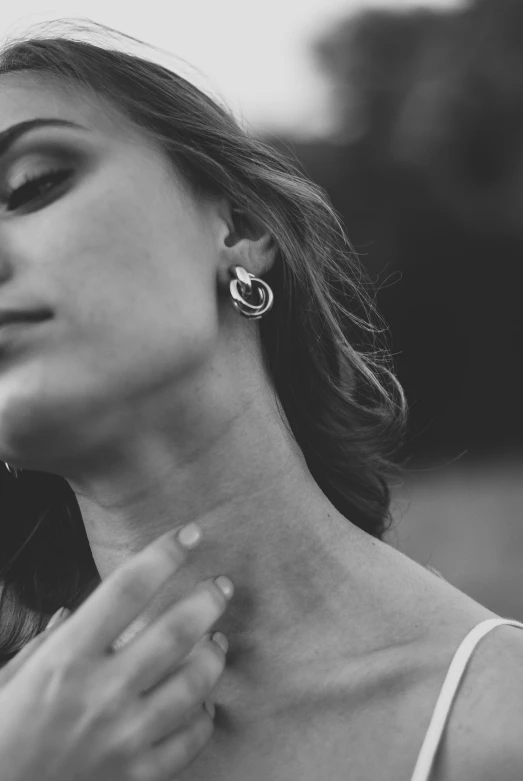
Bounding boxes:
[216,200,278,280]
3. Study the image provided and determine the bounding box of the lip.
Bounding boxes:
[0,309,52,327]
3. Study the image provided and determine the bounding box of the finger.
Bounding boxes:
[137,635,226,744]
[135,705,214,781]
[53,524,202,657]
[114,577,233,694]
[0,635,46,687]
[46,606,71,630]
[0,607,70,686]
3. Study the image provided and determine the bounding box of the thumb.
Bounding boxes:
[0,607,70,687]
[46,606,71,630]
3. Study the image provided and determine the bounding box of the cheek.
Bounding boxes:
[50,173,219,378]
[0,204,220,457]
[58,269,219,406]
[56,178,204,308]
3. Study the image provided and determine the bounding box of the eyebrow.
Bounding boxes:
[0,118,87,158]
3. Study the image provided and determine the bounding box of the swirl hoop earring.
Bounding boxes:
[228,265,274,320]
[4,462,21,479]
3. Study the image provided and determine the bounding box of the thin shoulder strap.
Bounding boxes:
[409,617,523,781]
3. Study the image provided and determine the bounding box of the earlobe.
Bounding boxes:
[228,265,274,320]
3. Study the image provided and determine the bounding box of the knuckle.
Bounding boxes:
[77,673,128,726]
[106,736,134,767]
[174,712,211,768]
[181,649,222,700]
[185,582,227,627]
[180,667,208,704]
[149,623,182,661]
[112,541,188,613]
[187,710,214,754]
[159,584,228,650]
[149,712,212,778]
[165,617,197,653]
[42,651,84,683]
[150,696,175,730]
[114,566,152,605]
[141,702,176,751]
[110,723,143,762]
[200,644,225,682]
[101,675,132,714]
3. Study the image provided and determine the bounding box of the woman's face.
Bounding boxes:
[0,74,230,470]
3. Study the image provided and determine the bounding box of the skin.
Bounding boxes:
[0,72,521,780]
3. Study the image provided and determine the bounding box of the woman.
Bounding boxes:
[0,18,521,781]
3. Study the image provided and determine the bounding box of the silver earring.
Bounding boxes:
[4,462,21,478]
[228,265,274,320]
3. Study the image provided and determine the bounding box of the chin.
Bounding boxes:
[0,375,109,473]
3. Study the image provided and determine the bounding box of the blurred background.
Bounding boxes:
[2,0,523,619]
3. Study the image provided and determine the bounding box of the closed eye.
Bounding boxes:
[2,168,72,212]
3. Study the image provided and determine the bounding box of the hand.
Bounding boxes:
[0,523,232,781]
[0,605,72,687]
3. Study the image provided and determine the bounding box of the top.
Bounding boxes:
[409,616,523,781]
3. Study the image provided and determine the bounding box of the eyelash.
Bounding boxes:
[3,168,72,211]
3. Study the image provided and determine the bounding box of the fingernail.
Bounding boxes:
[47,606,70,629]
[214,576,234,600]
[204,701,215,718]
[211,631,229,653]
[177,523,202,549]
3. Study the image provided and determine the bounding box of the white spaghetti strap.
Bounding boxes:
[409,617,523,781]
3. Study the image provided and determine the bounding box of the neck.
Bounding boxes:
[68,370,386,715]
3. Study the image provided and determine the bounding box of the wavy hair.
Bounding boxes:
[0,19,408,663]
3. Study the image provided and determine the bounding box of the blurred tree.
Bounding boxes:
[314,6,445,147]
[266,0,523,465]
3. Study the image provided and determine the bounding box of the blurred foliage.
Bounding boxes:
[264,0,523,466]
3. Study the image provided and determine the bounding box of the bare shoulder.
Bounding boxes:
[431,622,523,780]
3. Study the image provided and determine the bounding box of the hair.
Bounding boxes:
[0,19,408,663]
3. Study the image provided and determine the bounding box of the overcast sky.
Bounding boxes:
[2,0,466,138]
